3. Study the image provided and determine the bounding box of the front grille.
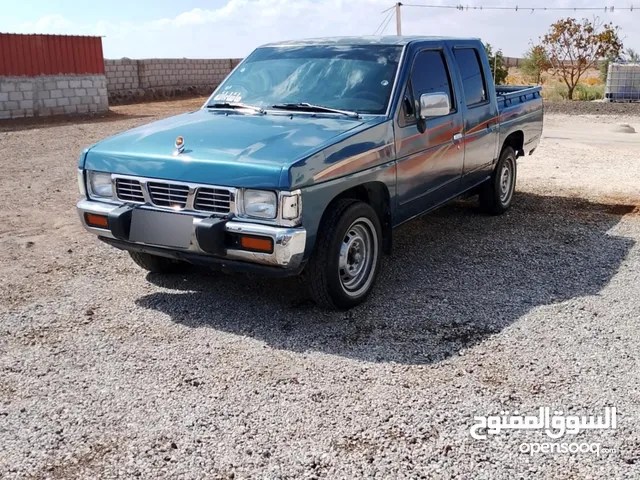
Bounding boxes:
[115,178,145,203]
[147,182,190,208]
[113,175,234,215]
[194,188,232,214]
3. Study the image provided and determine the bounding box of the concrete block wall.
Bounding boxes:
[0,75,108,119]
[136,58,240,88]
[105,58,242,103]
[103,59,140,92]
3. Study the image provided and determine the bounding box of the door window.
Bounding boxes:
[400,50,454,126]
[411,50,454,109]
[453,48,487,106]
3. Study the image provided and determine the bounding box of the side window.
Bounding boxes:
[399,50,453,127]
[400,80,415,123]
[411,50,454,110]
[453,48,487,106]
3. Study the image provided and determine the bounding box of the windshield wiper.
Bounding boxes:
[272,102,360,118]
[207,102,265,114]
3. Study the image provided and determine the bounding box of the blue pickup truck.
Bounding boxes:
[77,36,543,309]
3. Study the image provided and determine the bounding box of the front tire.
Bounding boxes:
[479,146,517,214]
[306,199,382,310]
[129,251,191,274]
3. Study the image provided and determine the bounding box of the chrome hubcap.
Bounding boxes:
[499,159,514,203]
[338,218,378,297]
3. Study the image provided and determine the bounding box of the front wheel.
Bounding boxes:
[306,199,382,310]
[479,146,517,215]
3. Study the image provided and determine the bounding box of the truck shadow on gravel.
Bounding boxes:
[136,192,636,364]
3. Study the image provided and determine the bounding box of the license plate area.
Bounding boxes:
[129,209,194,249]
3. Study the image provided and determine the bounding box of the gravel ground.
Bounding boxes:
[543,100,640,116]
[1,99,640,478]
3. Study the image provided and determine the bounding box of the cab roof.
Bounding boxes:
[262,36,480,48]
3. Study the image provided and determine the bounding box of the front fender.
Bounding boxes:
[300,160,397,258]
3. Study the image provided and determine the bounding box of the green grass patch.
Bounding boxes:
[542,82,604,101]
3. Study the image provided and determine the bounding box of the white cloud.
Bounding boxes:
[29,14,75,31]
[4,0,639,59]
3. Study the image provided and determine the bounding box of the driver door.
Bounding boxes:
[395,49,465,223]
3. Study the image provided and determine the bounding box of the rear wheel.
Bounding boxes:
[479,146,517,214]
[306,199,382,310]
[129,251,191,274]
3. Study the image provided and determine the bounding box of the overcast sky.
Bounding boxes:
[3,0,639,59]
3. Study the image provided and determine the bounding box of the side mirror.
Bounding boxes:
[419,92,451,119]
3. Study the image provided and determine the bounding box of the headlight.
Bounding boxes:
[88,171,113,199]
[243,189,277,219]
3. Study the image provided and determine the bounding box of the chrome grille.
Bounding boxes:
[112,175,235,215]
[147,182,190,208]
[194,188,232,214]
[115,178,145,203]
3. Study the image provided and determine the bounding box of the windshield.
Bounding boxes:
[209,45,403,115]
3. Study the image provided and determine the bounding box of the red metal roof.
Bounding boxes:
[0,33,105,76]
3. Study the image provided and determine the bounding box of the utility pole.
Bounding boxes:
[396,2,402,36]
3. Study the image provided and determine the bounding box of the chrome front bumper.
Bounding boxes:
[77,199,306,270]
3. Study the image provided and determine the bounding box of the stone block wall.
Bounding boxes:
[103,59,140,92]
[1,58,245,116]
[105,58,242,104]
[0,75,108,119]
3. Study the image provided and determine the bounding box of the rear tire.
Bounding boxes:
[479,146,517,215]
[129,251,191,274]
[306,199,382,310]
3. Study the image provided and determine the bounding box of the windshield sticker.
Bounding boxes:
[213,92,243,102]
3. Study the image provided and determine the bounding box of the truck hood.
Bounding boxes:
[83,109,374,189]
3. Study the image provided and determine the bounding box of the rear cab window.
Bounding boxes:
[400,49,455,126]
[453,48,488,107]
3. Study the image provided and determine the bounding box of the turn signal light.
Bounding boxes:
[240,235,273,253]
[85,213,109,229]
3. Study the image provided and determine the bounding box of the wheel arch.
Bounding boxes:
[502,130,524,157]
[320,182,393,255]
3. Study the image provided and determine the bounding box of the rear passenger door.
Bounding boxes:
[395,49,465,223]
[451,47,499,188]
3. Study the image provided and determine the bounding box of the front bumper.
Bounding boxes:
[77,199,307,273]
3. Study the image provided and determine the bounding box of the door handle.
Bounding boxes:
[486,121,496,131]
[453,133,463,143]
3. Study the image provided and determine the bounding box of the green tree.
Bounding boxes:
[484,43,508,85]
[541,17,622,99]
[521,44,551,84]
[627,48,640,62]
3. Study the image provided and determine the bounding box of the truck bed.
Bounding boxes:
[495,85,543,156]
[495,85,542,110]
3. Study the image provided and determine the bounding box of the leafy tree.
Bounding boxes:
[484,43,508,85]
[601,48,640,82]
[627,48,640,62]
[541,17,622,99]
[521,44,551,84]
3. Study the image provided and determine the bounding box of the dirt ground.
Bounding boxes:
[1,98,640,478]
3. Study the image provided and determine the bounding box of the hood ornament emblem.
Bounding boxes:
[174,136,185,154]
